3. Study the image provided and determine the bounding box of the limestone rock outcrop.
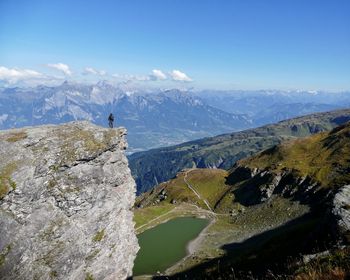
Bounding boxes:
[0,121,138,280]
[332,185,350,244]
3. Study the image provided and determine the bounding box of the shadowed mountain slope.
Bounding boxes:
[130,109,350,194]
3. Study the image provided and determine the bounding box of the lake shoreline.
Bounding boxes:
[188,215,215,254]
[164,214,216,275]
[134,215,211,277]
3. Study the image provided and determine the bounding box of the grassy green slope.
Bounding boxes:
[129,109,350,194]
[135,169,230,212]
[239,121,350,189]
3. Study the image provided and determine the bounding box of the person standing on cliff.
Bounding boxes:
[108,113,114,128]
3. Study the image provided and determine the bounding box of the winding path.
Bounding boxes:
[136,208,176,231]
[184,169,213,212]
[136,169,218,233]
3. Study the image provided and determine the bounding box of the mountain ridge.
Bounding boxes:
[129,108,350,194]
[0,83,252,152]
[2,83,350,153]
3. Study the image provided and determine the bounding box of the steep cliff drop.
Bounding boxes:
[0,121,139,280]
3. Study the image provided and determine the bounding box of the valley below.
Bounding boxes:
[132,120,350,279]
[133,169,312,278]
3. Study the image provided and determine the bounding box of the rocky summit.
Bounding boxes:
[0,121,138,280]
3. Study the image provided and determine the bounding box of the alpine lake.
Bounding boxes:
[133,216,209,276]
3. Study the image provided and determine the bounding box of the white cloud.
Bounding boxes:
[83,67,107,76]
[0,66,67,86]
[113,69,169,82]
[47,63,72,76]
[112,69,191,83]
[151,69,167,80]
[0,66,44,84]
[170,70,192,82]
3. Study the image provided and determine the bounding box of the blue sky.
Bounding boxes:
[0,0,349,90]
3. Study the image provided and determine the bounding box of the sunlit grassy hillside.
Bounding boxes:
[240,121,350,188]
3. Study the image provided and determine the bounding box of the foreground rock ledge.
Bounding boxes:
[0,121,139,280]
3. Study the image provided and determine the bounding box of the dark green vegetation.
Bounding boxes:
[134,121,350,279]
[133,217,209,276]
[129,109,350,194]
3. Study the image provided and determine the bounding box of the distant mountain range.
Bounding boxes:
[1,82,349,153]
[198,90,350,125]
[0,82,251,152]
[129,109,350,194]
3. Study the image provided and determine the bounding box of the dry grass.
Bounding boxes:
[0,162,17,199]
[136,171,207,209]
[5,131,28,142]
[134,203,175,228]
[241,123,350,188]
[294,267,347,280]
[55,126,117,165]
[137,169,232,211]
[293,248,350,280]
[92,229,105,242]
[186,169,230,209]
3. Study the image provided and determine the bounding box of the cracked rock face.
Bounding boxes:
[0,121,139,280]
[332,185,350,244]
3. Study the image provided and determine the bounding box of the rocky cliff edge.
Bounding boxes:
[0,121,138,280]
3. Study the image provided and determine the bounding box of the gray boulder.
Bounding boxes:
[332,185,350,244]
